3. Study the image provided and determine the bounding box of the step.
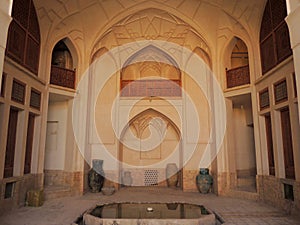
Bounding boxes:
[227,189,259,201]
[44,185,72,200]
[237,177,256,187]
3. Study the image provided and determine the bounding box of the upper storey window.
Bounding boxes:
[6,0,41,75]
[260,0,292,74]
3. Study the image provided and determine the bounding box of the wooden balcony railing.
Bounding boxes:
[120,79,181,97]
[226,65,250,89]
[50,65,75,89]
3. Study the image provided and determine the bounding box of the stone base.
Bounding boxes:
[0,173,43,215]
[44,170,83,199]
[257,175,300,215]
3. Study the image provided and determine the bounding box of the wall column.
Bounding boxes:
[286,1,300,124]
[0,1,12,92]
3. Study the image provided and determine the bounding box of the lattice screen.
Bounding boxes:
[144,170,159,186]
[274,80,288,103]
[12,79,25,104]
[259,89,270,110]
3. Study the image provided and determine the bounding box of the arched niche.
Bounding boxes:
[224,37,250,89]
[192,47,212,69]
[120,45,181,97]
[52,39,73,70]
[50,38,77,89]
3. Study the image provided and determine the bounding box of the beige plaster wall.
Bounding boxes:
[45,101,68,170]
[232,108,256,175]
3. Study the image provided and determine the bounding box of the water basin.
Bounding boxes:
[75,202,216,225]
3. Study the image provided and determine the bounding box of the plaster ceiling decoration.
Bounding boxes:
[34,0,265,37]
[33,0,266,69]
[91,8,211,63]
[131,114,168,139]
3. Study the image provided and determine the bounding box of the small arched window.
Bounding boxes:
[260,0,292,74]
[6,0,40,75]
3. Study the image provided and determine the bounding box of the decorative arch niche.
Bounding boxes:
[119,108,182,187]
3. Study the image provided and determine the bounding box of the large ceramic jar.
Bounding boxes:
[166,163,179,187]
[88,159,105,192]
[196,168,213,194]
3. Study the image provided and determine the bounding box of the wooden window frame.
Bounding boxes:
[274,79,288,104]
[24,113,35,174]
[259,88,270,110]
[280,107,295,179]
[265,113,275,176]
[11,79,26,104]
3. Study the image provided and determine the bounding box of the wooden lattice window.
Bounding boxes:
[11,79,26,104]
[260,0,292,74]
[274,79,288,104]
[6,0,40,75]
[259,89,270,110]
[30,89,41,110]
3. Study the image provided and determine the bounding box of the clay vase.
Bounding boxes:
[88,159,105,193]
[166,163,179,188]
[122,171,133,186]
[196,168,213,194]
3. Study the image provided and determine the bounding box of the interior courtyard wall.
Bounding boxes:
[24,0,300,214]
[0,57,46,214]
[3,0,297,213]
[255,57,300,213]
[29,1,268,195]
[217,21,263,194]
[232,108,256,176]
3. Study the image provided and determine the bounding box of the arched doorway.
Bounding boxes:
[119,109,182,189]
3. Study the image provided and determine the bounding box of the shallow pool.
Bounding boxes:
[75,202,217,225]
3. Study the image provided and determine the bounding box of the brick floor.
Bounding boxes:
[0,187,299,225]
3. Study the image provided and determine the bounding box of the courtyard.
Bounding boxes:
[1,187,299,225]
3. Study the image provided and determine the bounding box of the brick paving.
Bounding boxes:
[0,187,299,225]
